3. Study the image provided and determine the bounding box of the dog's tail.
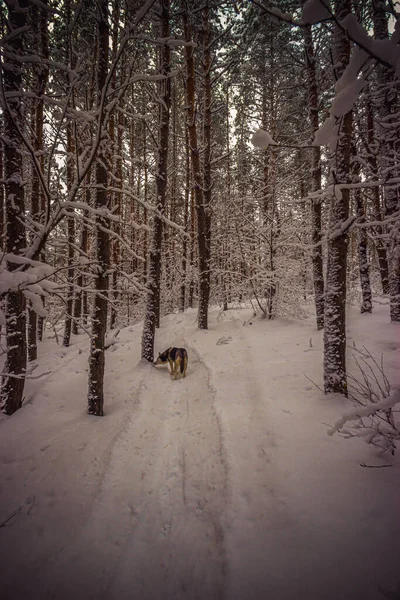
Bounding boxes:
[180,348,188,374]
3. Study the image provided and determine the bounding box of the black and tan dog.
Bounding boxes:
[154,347,188,380]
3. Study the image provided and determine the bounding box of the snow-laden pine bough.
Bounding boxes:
[328,347,400,457]
[0,253,60,328]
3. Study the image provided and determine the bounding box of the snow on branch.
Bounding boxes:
[0,254,60,325]
[302,0,332,24]
[329,391,400,434]
[250,1,400,151]
[251,129,277,150]
[328,349,400,457]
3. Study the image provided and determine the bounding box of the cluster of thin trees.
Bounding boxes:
[0,0,399,416]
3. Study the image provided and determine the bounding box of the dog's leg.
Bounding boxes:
[174,358,181,380]
[168,357,174,378]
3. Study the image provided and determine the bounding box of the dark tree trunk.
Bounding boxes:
[63,124,75,347]
[88,0,110,416]
[142,120,148,286]
[372,0,400,320]
[37,1,49,343]
[223,86,231,313]
[141,0,171,362]
[304,22,324,330]
[0,0,29,415]
[129,102,137,277]
[109,4,121,331]
[189,185,195,308]
[179,127,190,313]
[366,100,389,295]
[183,9,209,329]
[200,1,212,328]
[352,149,372,313]
[0,116,4,246]
[63,1,75,347]
[323,0,352,396]
[27,2,48,360]
[110,101,123,330]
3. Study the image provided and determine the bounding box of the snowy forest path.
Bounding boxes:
[98,341,228,600]
[30,333,228,600]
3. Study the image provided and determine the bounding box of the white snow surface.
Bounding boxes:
[1,303,400,600]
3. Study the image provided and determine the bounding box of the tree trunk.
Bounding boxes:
[366,100,389,294]
[88,0,110,416]
[141,0,171,362]
[73,179,90,334]
[304,22,324,330]
[200,1,212,329]
[142,121,148,286]
[27,1,49,360]
[109,2,122,331]
[63,0,75,347]
[0,0,29,415]
[179,127,190,313]
[183,8,209,329]
[323,0,352,396]
[110,100,123,330]
[352,148,372,313]
[372,0,400,321]
[189,185,195,308]
[223,86,231,312]
[37,0,49,343]
[0,116,4,246]
[63,122,75,347]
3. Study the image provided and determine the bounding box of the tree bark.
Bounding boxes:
[366,100,389,295]
[352,148,372,313]
[372,0,400,321]
[304,22,324,330]
[63,122,75,347]
[179,126,190,312]
[36,0,49,343]
[141,0,171,362]
[88,0,110,416]
[0,0,29,415]
[323,0,352,396]
[183,8,209,329]
[200,1,212,328]
[27,3,48,360]
[63,0,75,347]
[73,177,90,334]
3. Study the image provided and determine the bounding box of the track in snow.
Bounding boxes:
[34,346,228,600]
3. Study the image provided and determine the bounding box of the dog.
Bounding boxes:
[154,347,188,380]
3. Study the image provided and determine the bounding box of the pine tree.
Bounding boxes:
[323,0,353,396]
[141,0,172,362]
[88,0,110,416]
[0,0,29,415]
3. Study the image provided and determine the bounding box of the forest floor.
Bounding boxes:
[0,301,400,600]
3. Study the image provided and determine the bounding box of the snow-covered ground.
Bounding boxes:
[0,302,399,600]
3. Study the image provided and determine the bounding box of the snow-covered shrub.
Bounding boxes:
[328,349,400,456]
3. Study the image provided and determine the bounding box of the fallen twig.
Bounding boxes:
[360,462,392,468]
[304,373,324,393]
[0,505,23,528]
